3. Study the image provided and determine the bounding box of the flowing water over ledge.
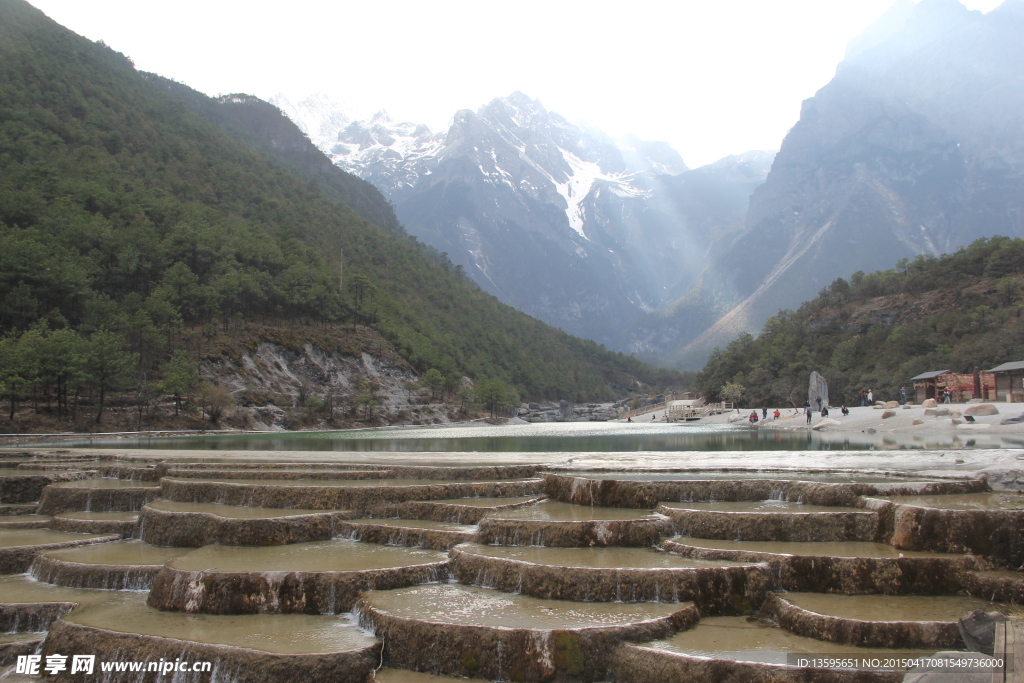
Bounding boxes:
[168,538,447,573]
[363,583,685,629]
[53,511,139,522]
[425,496,542,507]
[483,501,658,521]
[145,499,328,518]
[456,543,750,569]
[346,518,476,533]
[49,479,159,489]
[647,615,938,666]
[668,537,963,558]
[659,500,855,513]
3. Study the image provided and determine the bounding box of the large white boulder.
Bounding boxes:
[922,398,938,408]
[811,418,842,430]
[963,403,999,417]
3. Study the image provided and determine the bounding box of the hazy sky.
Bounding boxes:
[30,0,1004,167]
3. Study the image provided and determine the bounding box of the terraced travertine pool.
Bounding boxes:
[0,446,1018,682]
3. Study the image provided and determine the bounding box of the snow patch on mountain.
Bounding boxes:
[269,93,360,150]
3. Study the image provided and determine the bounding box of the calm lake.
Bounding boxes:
[25,422,1024,452]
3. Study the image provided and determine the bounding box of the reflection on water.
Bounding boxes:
[24,422,1024,452]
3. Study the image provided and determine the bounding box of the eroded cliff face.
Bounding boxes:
[193,325,442,430]
[632,0,1024,368]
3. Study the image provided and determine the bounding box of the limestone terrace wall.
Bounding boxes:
[147,560,453,614]
[38,485,161,515]
[657,505,881,543]
[760,593,962,650]
[356,598,699,682]
[158,478,543,512]
[476,516,672,547]
[138,505,353,547]
[449,546,770,614]
[660,539,983,595]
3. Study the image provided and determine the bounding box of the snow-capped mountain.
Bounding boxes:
[315,92,712,344]
[269,93,358,149]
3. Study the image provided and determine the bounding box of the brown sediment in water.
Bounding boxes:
[30,540,189,590]
[366,496,545,524]
[335,520,475,551]
[484,501,659,522]
[760,592,992,649]
[657,504,880,543]
[0,530,119,573]
[158,477,544,512]
[371,668,470,683]
[449,544,770,612]
[43,593,381,682]
[148,540,451,614]
[138,502,353,547]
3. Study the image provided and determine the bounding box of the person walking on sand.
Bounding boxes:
[762,407,767,420]
[867,389,874,404]
[860,391,866,407]
[805,403,812,425]
[899,386,907,405]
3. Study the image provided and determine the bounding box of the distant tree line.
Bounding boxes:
[694,237,1024,407]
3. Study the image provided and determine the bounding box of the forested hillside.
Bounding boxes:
[0,0,679,430]
[694,237,1024,407]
